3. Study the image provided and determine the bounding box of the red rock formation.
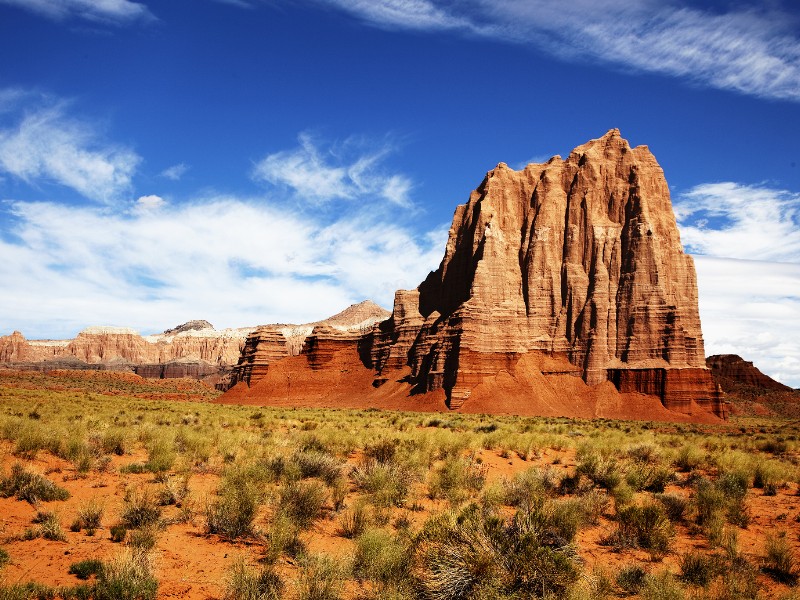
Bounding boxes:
[362,129,723,417]
[229,301,391,386]
[0,324,251,377]
[225,129,725,421]
[706,354,792,393]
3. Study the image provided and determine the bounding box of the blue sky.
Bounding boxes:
[0,0,799,386]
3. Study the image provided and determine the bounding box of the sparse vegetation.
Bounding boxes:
[0,369,798,599]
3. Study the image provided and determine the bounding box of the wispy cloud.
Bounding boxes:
[316,0,800,102]
[0,0,154,24]
[252,133,414,207]
[0,95,140,204]
[0,194,445,338]
[160,163,189,181]
[695,256,800,388]
[675,182,800,263]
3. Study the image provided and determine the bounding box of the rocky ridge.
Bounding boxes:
[225,130,726,421]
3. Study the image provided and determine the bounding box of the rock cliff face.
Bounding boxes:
[358,129,724,417]
[0,323,252,381]
[230,301,391,386]
[225,129,725,421]
[707,354,792,394]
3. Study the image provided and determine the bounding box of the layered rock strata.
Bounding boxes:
[361,129,724,417]
[707,354,792,394]
[228,129,724,420]
[230,301,391,386]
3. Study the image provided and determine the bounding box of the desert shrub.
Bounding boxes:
[653,493,688,523]
[428,455,486,504]
[576,448,622,490]
[674,446,703,472]
[641,571,684,600]
[338,501,371,538]
[101,429,127,455]
[577,489,610,525]
[69,559,104,580]
[352,459,414,508]
[25,510,66,541]
[120,489,161,529]
[762,531,798,584]
[694,479,726,527]
[206,478,261,540]
[128,524,160,550]
[0,547,9,569]
[263,514,304,563]
[224,558,283,600]
[293,449,343,486]
[276,480,327,530]
[352,529,411,586]
[297,554,343,600]
[0,463,70,504]
[616,564,647,596]
[679,552,723,587]
[74,499,104,532]
[415,501,580,600]
[711,555,760,599]
[502,466,559,507]
[95,549,158,600]
[364,438,400,464]
[625,463,675,493]
[110,524,127,543]
[157,474,189,506]
[144,437,176,474]
[612,503,673,558]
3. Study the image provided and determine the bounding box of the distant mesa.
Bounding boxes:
[0,302,390,389]
[707,354,792,394]
[221,130,729,422]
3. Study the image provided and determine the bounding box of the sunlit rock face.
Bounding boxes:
[366,129,724,417]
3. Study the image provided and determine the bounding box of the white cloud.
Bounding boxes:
[675,182,800,262]
[134,194,165,213]
[0,0,153,23]
[252,133,413,207]
[0,195,444,339]
[694,256,800,388]
[160,163,189,181]
[317,0,800,102]
[0,101,140,203]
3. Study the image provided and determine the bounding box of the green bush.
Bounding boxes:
[612,503,673,558]
[352,529,411,585]
[110,524,127,543]
[679,552,722,587]
[94,550,158,600]
[428,456,486,504]
[653,493,687,523]
[69,559,104,580]
[0,547,9,569]
[276,480,326,530]
[293,450,343,486]
[24,510,66,541]
[297,554,343,600]
[616,564,647,596]
[641,571,684,600]
[352,459,414,508]
[337,501,371,538]
[120,490,161,529]
[206,480,261,540]
[224,558,283,600]
[0,463,70,504]
[762,531,798,584]
[416,501,580,600]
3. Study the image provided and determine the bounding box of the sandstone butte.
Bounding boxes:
[0,303,391,388]
[220,129,728,423]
